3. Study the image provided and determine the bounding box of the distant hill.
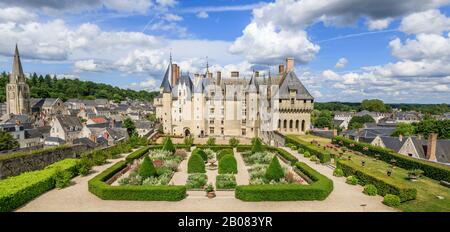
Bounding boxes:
[0,72,159,103]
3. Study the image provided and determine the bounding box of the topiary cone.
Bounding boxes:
[139,155,156,178]
[265,156,285,181]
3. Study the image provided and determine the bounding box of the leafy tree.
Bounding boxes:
[313,110,333,128]
[0,130,19,151]
[415,119,450,139]
[265,156,284,181]
[146,113,157,123]
[183,135,194,147]
[123,117,136,136]
[139,155,156,179]
[228,137,240,147]
[361,99,390,112]
[391,123,416,136]
[348,115,375,129]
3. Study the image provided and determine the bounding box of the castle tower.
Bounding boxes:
[6,44,31,115]
[246,75,259,138]
[160,59,173,134]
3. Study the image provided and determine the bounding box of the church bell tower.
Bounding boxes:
[6,44,31,115]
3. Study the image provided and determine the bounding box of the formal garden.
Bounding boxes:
[285,134,450,212]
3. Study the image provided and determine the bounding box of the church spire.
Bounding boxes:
[11,44,25,83]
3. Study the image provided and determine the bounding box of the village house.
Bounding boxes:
[49,115,83,144]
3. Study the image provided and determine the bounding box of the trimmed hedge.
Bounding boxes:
[218,154,238,174]
[192,148,208,161]
[0,159,80,212]
[125,146,151,163]
[236,145,252,152]
[88,161,186,201]
[187,153,206,173]
[235,162,333,201]
[217,148,234,162]
[265,156,284,181]
[337,159,417,202]
[332,136,450,182]
[285,136,331,163]
[266,147,298,165]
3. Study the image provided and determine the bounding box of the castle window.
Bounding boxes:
[221,127,224,135]
[279,99,282,103]
[179,108,181,113]
[210,119,214,124]
[291,98,295,105]
[210,108,214,114]
[209,127,214,134]
[241,129,246,136]
[304,100,306,103]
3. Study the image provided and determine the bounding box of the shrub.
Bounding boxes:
[309,155,319,162]
[363,184,378,196]
[174,149,187,159]
[251,138,264,153]
[346,175,358,185]
[88,161,186,201]
[333,168,344,177]
[265,157,284,181]
[139,155,157,179]
[92,151,107,165]
[186,174,207,189]
[187,153,206,173]
[0,159,79,212]
[332,136,450,182]
[218,154,238,174]
[298,148,304,154]
[303,151,311,157]
[337,159,416,202]
[78,154,93,176]
[217,149,234,161]
[216,174,237,189]
[162,137,175,154]
[54,168,72,189]
[236,162,333,201]
[206,137,216,146]
[192,148,208,162]
[383,194,401,207]
[229,137,240,147]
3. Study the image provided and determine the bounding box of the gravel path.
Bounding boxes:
[234,149,250,185]
[16,147,396,212]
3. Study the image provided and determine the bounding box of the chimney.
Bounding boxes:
[332,129,338,137]
[231,71,239,78]
[286,57,294,72]
[254,71,259,78]
[417,134,422,140]
[399,134,403,142]
[171,64,179,85]
[426,133,437,161]
[216,71,221,85]
[278,64,285,74]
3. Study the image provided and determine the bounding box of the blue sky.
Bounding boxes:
[0,0,450,104]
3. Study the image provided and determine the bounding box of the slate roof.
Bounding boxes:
[24,128,42,139]
[160,62,172,93]
[36,126,51,135]
[277,71,313,100]
[106,128,128,140]
[55,115,82,131]
[410,137,450,163]
[45,136,65,143]
[379,136,405,153]
[134,120,151,129]
[73,137,97,148]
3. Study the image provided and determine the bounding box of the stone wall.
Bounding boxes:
[260,130,285,147]
[0,144,88,179]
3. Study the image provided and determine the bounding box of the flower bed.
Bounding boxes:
[0,159,80,212]
[235,162,333,201]
[186,173,207,189]
[216,174,237,190]
[88,147,187,201]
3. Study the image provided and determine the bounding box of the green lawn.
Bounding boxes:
[290,134,450,212]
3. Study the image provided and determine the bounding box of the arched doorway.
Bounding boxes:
[289,120,293,131]
[301,120,305,132]
[283,120,287,130]
[184,128,191,137]
[296,120,299,131]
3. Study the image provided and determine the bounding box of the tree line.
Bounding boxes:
[315,99,450,115]
[0,72,159,103]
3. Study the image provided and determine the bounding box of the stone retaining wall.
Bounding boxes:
[0,145,89,179]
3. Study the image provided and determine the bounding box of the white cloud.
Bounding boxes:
[390,33,450,61]
[0,7,37,23]
[155,0,177,7]
[163,13,183,22]
[322,70,340,80]
[366,18,392,30]
[230,22,320,64]
[74,60,101,72]
[400,9,450,34]
[196,11,209,19]
[335,57,348,68]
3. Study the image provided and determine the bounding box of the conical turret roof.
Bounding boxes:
[160,60,172,93]
[11,44,26,83]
